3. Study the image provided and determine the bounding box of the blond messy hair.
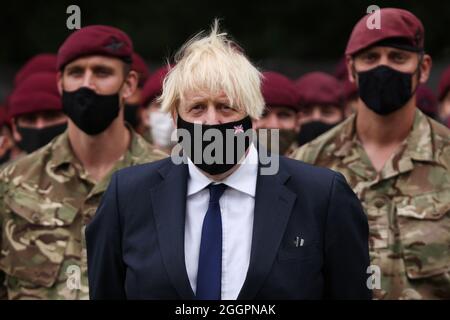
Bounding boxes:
[159,19,265,119]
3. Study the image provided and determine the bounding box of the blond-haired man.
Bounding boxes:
[86,22,371,300]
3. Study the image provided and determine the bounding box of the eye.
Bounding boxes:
[276,111,292,119]
[95,68,113,77]
[219,104,233,111]
[362,52,378,63]
[17,114,37,126]
[391,52,407,63]
[190,104,205,114]
[43,111,64,121]
[321,106,333,116]
[67,68,83,77]
[300,108,312,116]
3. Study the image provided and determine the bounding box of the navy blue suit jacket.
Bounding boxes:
[86,156,371,300]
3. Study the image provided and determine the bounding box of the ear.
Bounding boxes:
[419,54,432,84]
[346,55,357,84]
[121,70,138,101]
[57,71,63,96]
[11,119,21,142]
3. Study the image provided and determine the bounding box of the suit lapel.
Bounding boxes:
[238,161,297,299]
[150,161,195,300]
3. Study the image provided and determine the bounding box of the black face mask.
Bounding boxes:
[124,104,141,128]
[177,115,253,175]
[62,87,120,135]
[17,123,67,153]
[357,65,418,115]
[298,121,338,146]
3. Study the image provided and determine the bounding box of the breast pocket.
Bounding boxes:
[277,242,321,263]
[396,189,450,280]
[0,190,79,288]
[365,195,392,250]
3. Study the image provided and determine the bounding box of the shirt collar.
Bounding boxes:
[187,143,258,197]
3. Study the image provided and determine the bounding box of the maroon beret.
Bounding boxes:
[295,72,343,108]
[345,8,424,56]
[141,65,171,107]
[8,72,61,119]
[261,71,298,111]
[334,56,349,81]
[416,85,437,116]
[57,25,133,70]
[342,80,358,101]
[14,53,57,87]
[438,66,450,101]
[132,53,150,88]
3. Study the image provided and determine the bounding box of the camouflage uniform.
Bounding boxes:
[291,109,450,299]
[284,141,299,157]
[140,130,154,145]
[0,128,167,299]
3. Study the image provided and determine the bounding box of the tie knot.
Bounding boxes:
[208,183,227,203]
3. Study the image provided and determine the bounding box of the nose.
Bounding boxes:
[264,112,280,129]
[81,70,95,90]
[311,107,323,122]
[203,104,221,125]
[34,116,47,129]
[377,53,390,68]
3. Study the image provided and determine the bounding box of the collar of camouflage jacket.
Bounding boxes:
[333,109,436,181]
[47,124,148,179]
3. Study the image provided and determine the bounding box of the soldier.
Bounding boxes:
[335,57,359,118]
[291,8,450,299]
[0,105,14,165]
[294,72,345,146]
[253,71,300,155]
[13,53,57,87]
[0,25,166,299]
[141,65,175,152]
[8,72,67,155]
[123,53,150,135]
[416,85,438,120]
[438,66,450,125]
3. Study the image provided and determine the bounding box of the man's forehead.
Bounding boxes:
[358,46,415,56]
[65,55,123,69]
[182,89,229,102]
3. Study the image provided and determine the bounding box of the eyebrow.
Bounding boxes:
[66,64,115,72]
[388,49,411,55]
[185,96,231,104]
[92,65,115,72]
[65,65,84,73]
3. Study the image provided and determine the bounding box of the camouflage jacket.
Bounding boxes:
[291,110,450,300]
[0,128,167,299]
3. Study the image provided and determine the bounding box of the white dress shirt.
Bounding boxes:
[185,143,258,300]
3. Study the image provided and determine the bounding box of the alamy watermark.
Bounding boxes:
[170,127,280,175]
[66,5,81,30]
[366,5,381,30]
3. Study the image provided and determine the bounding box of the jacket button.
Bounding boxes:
[374,198,385,208]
